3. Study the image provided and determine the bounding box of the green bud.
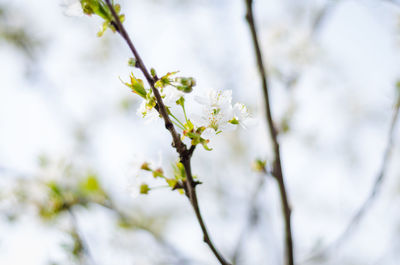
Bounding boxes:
[114,4,121,13]
[140,162,151,171]
[166,178,177,189]
[81,2,95,15]
[150,68,157,78]
[175,77,196,93]
[281,118,290,133]
[173,162,184,181]
[176,97,185,107]
[176,85,193,93]
[128,58,137,67]
[139,183,150,194]
[229,118,239,125]
[252,159,267,173]
[152,168,164,178]
[119,14,125,23]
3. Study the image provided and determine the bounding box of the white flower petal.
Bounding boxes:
[163,86,184,106]
[202,128,217,140]
[137,100,160,123]
[63,1,83,17]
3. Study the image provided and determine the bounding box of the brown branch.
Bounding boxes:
[104,1,231,264]
[303,101,400,263]
[244,1,294,265]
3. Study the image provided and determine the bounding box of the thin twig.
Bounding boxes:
[104,1,231,264]
[232,2,337,262]
[244,1,294,265]
[231,173,267,264]
[100,200,191,265]
[68,208,96,265]
[311,1,336,36]
[381,0,400,7]
[303,101,400,263]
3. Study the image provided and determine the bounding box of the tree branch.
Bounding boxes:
[67,208,96,265]
[303,100,400,263]
[104,1,231,264]
[100,200,191,265]
[244,1,294,265]
[231,172,268,264]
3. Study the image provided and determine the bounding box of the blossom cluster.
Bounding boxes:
[65,1,253,197]
[123,71,252,151]
[64,1,252,149]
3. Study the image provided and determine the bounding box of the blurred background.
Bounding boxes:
[0,0,400,264]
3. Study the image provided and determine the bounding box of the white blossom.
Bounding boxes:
[192,89,253,140]
[233,102,253,128]
[162,86,184,106]
[137,100,160,123]
[193,89,236,139]
[195,89,233,110]
[63,0,83,17]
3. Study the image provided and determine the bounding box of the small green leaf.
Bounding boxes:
[129,74,147,98]
[97,21,108,37]
[166,178,177,188]
[229,118,239,125]
[200,139,212,151]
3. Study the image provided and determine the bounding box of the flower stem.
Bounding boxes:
[169,113,186,130]
[181,104,188,123]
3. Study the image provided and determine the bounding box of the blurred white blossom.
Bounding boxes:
[162,86,184,106]
[263,22,317,75]
[63,0,83,17]
[233,103,254,128]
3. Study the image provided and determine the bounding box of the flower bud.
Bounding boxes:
[139,183,150,194]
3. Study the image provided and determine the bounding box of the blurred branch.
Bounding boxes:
[381,0,400,7]
[67,208,97,265]
[303,94,400,263]
[100,199,191,265]
[0,164,190,264]
[311,1,337,36]
[231,171,268,264]
[244,1,294,265]
[104,1,231,264]
[0,5,43,67]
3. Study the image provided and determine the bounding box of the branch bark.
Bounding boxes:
[104,1,231,264]
[244,1,294,265]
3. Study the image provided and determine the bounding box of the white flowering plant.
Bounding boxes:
[67,1,252,264]
[122,70,251,151]
[1,1,399,265]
